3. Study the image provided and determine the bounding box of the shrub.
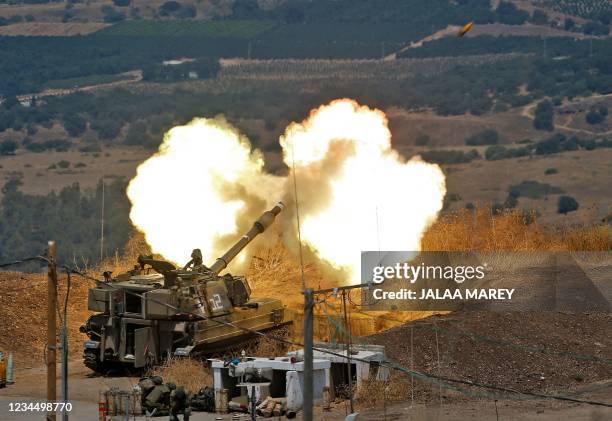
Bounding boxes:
[558,196,579,215]
[79,144,102,153]
[57,160,70,169]
[484,145,530,160]
[113,0,131,6]
[508,180,564,199]
[534,133,579,155]
[0,139,18,155]
[544,168,558,175]
[420,149,479,164]
[26,143,46,153]
[485,145,508,160]
[465,129,498,146]
[586,107,607,125]
[25,139,72,153]
[74,162,87,168]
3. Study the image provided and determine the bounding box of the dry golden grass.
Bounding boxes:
[355,373,411,409]
[148,356,212,394]
[421,208,610,252]
[243,325,294,357]
[246,241,330,307]
[100,232,153,275]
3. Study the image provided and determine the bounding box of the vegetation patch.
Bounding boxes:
[508,180,564,199]
[420,149,480,165]
[96,20,278,38]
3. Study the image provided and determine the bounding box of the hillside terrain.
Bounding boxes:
[0,0,610,270]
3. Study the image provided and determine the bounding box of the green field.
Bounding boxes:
[95,20,278,38]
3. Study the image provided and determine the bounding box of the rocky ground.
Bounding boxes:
[367,311,612,400]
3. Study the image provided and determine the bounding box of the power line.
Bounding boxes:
[65,267,612,408]
[317,300,612,406]
[0,255,46,268]
[325,300,612,366]
[290,140,307,292]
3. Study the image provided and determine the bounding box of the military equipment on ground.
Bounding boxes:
[80,203,290,373]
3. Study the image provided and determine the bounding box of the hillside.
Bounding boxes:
[367,311,612,399]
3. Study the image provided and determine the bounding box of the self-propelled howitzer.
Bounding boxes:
[80,203,290,373]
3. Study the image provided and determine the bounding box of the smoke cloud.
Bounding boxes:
[127,99,446,282]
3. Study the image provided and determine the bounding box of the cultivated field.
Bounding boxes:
[0,22,108,36]
[95,19,277,38]
[218,54,523,81]
[0,146,149,200]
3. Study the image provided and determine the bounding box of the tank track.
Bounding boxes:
[85,325,293,374]
[83,349,105,373]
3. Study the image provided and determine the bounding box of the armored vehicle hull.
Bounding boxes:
[81,203,292,373]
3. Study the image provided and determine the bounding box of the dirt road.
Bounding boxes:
[15,70,143,104]
[0,361,610,420]
[521,93,612,136]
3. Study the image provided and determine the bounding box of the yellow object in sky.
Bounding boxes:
[458,21,474,37]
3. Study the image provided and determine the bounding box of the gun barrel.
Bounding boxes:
[209,202,284,274]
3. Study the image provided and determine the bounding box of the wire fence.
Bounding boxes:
[2,254,611,408]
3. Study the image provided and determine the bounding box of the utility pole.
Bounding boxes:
[342,290,354,413]
[100,181,105,262]
[47,240,57,421]
[303,289,314,421]
[61,283,69,421]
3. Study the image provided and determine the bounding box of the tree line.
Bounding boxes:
[0,177,131,270]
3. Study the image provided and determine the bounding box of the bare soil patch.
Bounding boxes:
[0,22,108,36]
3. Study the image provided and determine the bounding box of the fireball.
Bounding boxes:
[128,100,446,282]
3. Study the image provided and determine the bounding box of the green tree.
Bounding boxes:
[497,2,529,25]
[530,9,548,25]
[0,139,17,155]
[533,99,554,131]
[557,195,579,215]
[586,107,606,125]
[91,119,123,140]
[63,113,87,137]
[484,145,508,160]
[466,129,498,146]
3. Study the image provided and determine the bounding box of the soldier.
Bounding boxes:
[169,385,191,421]
[183,248,210,272]
[144,376,170,416]
[183,249,203,270]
